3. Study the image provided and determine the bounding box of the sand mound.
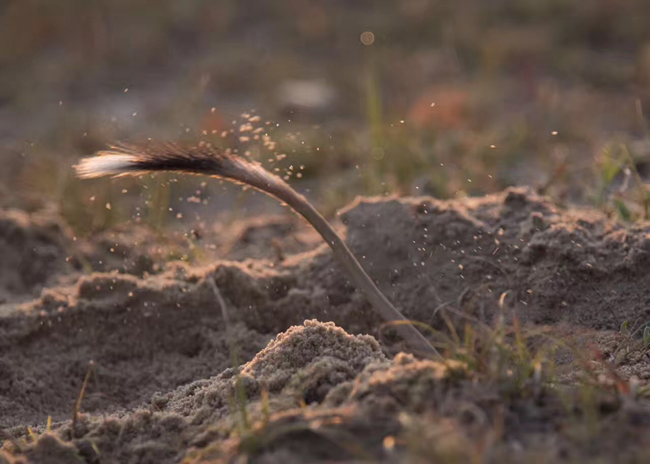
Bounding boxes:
[1,320,385,464]
[3,188,650,462]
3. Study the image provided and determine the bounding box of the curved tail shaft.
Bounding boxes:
[75,143,440,358]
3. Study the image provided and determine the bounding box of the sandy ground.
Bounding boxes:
[2,188,650,463]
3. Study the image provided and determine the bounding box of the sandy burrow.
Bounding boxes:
[2,188,650,461]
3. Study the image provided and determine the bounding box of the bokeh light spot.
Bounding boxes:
[361,31,375,45]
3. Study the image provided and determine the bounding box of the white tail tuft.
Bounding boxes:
[74,153,138,179]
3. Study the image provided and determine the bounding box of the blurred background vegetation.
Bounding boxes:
[2,0,650,236]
